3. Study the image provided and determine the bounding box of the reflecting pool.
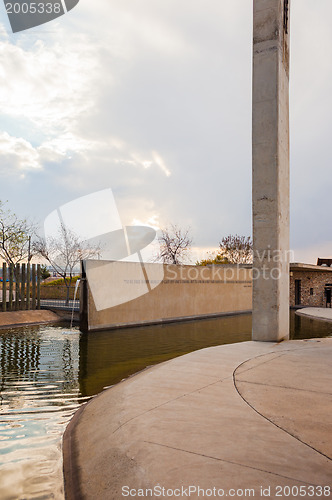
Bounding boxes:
[0,312,331,499]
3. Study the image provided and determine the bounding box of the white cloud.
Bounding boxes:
[131,214,160,230]
[0,0,331,257]
[0,26,101,166]
[0,132,41,172]
[152,151,171,177]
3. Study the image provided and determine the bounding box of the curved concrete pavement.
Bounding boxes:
[63,339,332,499]
[296,307,332,323]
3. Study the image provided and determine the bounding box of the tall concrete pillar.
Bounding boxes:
[252,0,290,341]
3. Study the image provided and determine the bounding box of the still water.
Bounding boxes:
[0,312,331,500]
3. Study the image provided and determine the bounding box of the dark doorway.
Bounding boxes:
[325,286,332,308]
[295,279,301,305]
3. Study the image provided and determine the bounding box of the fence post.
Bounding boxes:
[80,260,88,333]
[26,264,30,310]
[8,264,13,311]
[37,264,41,310]
[21,264,26,311]
[31,264,36,310]
[2,263,6,312]
[15,264,21,311]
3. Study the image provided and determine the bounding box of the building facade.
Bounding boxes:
[290,264,332,308]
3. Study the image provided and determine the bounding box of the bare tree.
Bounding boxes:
[0,201,36,265]
[219,234,253,264]
[34,223,100,304]
[157,224,193,265]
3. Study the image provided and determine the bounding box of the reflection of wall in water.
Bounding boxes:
[290,313,332,340]
[78,315,252,397]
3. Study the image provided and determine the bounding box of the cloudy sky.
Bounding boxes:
[0,0,331,263]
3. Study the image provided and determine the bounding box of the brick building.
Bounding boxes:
[290,263,332,308]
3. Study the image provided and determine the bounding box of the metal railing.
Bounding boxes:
[40,299,80,311]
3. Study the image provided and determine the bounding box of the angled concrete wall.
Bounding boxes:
[80,261,252,332]
[252,0,291,341]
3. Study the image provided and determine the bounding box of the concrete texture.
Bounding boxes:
[63,339,332,499]
[82,262,252,332]
[0,309,61,328]
[252,0,291,341]
[296,307,332,323]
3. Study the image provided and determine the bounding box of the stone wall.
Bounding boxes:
[290,268,332,307]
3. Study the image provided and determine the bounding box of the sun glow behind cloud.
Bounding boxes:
[0,0,331,263]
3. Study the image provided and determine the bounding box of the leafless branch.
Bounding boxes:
[156,224,193,265]
[0,201,37,265]
[34,222,100,304]
[219,234,253,264]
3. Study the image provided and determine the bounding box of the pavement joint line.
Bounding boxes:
[143,440,322,486]
[155,367,224,380]
[233,343,324,377]
[235,352,287,376]
[111,376,233,437]
[235,379,332,396]
[233,362,332,463]
[63,340,332,498]
[111,344,327,438]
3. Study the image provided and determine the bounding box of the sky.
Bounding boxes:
[0,0,331,264]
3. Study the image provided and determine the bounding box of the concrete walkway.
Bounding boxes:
[296,307,332,323]
[63,339,332,500]
[0,310,61,328]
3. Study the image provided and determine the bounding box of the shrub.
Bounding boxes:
[42,276,80,286]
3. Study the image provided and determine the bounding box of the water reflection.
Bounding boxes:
[79,314,252,396]
[78,311,332,397]
[0,311,331,499]
[290,311,332,339]
[0,325,85,500]
[0,332,41,389]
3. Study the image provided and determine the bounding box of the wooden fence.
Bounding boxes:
[1,263,41,312]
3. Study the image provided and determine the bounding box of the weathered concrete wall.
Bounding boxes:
[252,0,291,341]
[81,261,252,332]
